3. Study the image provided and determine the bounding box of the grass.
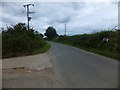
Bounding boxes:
[55,41,120,61]
[36,42,51,53]
[79,47,120,61]
[79,47,119,61]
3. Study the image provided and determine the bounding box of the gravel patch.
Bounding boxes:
[2,53,52,71]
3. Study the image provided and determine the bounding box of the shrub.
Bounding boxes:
[2,23,46,58]
[55,30,120,53]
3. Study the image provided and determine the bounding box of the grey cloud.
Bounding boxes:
[2,2,25,17]
[1,2,118,35]
[70,2,86,10]
[52,15,71,24]
[32,2,84,24]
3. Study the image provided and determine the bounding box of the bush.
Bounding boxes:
[2,23,46,58]
[55,30,120,60]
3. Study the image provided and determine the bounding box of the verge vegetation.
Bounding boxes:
[2,23,50,58]
[54,30,120,61]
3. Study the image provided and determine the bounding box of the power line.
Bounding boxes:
[112,26,117,30]
[23,4,35,30]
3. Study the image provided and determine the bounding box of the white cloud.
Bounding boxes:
[1,2,118,35]
[1,0,120,2]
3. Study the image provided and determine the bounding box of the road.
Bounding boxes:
[3,41,118,88]
[48,42,118,88]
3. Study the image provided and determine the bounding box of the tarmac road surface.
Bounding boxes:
[2,41,118,88]
[48,42,118,88]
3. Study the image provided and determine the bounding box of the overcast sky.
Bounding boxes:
[1,0,118,35]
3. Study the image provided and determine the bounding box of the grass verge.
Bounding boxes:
[78,47,120,61]
[55,41,120,61]
[36,42,51,53]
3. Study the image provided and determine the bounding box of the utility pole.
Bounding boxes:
[65,23,66,36]
[23,4,34,30]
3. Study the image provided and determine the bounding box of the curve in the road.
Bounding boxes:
[48,41,118,88]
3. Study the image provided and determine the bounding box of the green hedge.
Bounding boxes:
[55,30,120,60]
[2,23,47,58]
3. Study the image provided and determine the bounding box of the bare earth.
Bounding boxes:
[2,53,55,88]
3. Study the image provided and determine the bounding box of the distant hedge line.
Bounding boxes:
[54,30,120,59]
[2,23,46,58]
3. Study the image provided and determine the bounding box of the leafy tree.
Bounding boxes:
[39,33,44,38]
[34,31,44,38]
[2,23,46,58]
[44,26,58,40]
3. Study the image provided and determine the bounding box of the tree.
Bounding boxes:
[39,33,44,38]
[34,31,44,38]
[2,23,46,58]
[44,26,58,40]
